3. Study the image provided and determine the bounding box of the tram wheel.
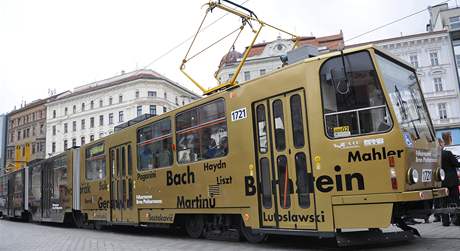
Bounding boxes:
[240,218,267,243]
[185,215,205,238]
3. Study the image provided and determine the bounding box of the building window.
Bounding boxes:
[53,110,56,118]
[99,132,104,138]
[100,99,103,107]
[409,55,418,68]
[244,71,250,81]
[32,126,35,136]
[73,105,76,113]
[150,105,156,115]
[438,103,448,119]
[64,140,68,150]
[81,103,85,111]
[52,125,56,136]
[228,73,234,79]
[260,69,266,76]
[40,124,44,134]
[52,142,56,153]
[182,100,185,106]
[90,100,94,109]
[164,92,167,100]
[434,77,443,92]
[430,52,439,66]
[99,115,104,126]
[72,121,76,132]
[119,95,123,103]
[26,128,30,138]
[64,123,68,133]
[90,117,94,128]
[137,106,142,116]
[72,138,76,147]
[90,135,95,142]
[135,90,140,98]
[109,113,114,125]
[148,91,157,97]
[163,107,167,113]
[81,136,85,146]
[81,119,86,130]
[64,107,68,115]
[449,16,460,30]
[175,97,179,105]
[119,111,124,122]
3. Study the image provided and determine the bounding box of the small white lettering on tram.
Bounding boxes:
[136,195,162,205]
[231,107,247,122]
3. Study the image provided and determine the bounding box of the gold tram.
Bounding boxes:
[76,44,447,244]
[0,1,449,246]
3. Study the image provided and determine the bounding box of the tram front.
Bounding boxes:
[317,46,448,245]
[374,49,448,224]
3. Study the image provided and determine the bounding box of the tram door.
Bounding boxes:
[110,144,134,222]
[42,163,53,219]
[253,90,316,230]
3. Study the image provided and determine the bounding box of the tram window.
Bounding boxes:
[127,145,132,176]
[272,99,286,151]
[110,150,116,177]
[52,155,67,201]
[320,51,392,138]
[256,104,268,153]
[295,153,310,208]
[290,94,305,148]
[128,179,133,208]
[176,99,228,164]
[137,118,172,171]
[260,157,272,209]
[121,147,126,176]
[277,155,291,209]
[85,142,106,181]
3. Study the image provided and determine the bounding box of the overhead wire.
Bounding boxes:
[143,0,250,69]
[346,0,453,43]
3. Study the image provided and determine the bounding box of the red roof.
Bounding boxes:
[245,32,344,57]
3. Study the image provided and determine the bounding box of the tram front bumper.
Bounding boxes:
[331,188,448,229]
[331,187,448,205]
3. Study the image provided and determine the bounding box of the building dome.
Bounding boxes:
[218,47,243,68]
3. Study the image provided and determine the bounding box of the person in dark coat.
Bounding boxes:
[440,133,460,226]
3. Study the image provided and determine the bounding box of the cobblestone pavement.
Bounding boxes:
[0,218,459,251]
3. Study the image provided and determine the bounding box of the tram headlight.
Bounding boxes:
[407,168,419,184]
[436,168,446,182]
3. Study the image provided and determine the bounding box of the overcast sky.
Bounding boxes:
[0,0,456,114]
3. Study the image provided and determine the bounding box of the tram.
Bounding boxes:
[0,0,449,246]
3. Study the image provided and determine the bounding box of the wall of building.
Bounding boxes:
[0,114,7,174]
[6,101,48,170]
[45,77,197,156]
[376,31,460,144]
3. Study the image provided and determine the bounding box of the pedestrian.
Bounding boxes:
[440,132,460,226]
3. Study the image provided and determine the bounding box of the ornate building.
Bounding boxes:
[217,32,344,83]
[45,69,199,156]
[5,93,64,171]
[366,30,460,144]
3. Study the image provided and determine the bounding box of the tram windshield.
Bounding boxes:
[375,53,435,142]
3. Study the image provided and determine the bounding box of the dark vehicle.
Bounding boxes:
[443,144,460,185]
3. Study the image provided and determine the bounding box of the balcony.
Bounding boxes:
[424,89,458,100]
[432,117,460,127]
